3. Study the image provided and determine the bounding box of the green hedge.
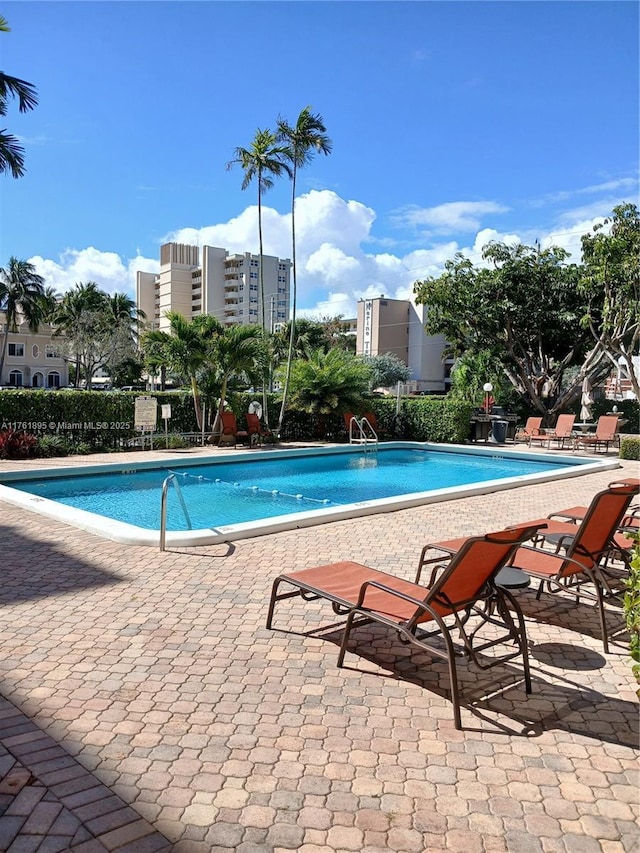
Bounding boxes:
[0,389,200,450]
[620,436,640,461]
[0,390,474,449]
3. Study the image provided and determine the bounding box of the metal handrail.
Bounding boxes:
[348,416,378,451]
[160,473,193,551]
[360,417,378,448]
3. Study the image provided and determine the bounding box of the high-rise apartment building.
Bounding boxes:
[356,296,452,392]
[137,243,291,332]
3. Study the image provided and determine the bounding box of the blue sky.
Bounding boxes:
[3,1,638,319]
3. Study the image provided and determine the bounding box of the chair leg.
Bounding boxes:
[594,581,610,654]
[337,610,358,667]
[266,578,282,629]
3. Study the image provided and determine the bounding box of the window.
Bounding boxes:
[250,284,258,292]
[45,344,60,359]
[47,371,61,388]
[32,372,43,388]
[8,343,24,357]
[250,272,257,279]
[32,344,40,358]
[8,370,23,386]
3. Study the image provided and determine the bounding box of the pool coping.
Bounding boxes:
[0,441,621,547]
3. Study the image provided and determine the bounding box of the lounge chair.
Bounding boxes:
[546,477,639,529]
[362,412,386,438]
[343,412,357,435]
[515,417,543,443]
[219,412,249,447]
[506,481,639,651]
[530,414,576,450]
[246,412,273,445]
[266,524,544,730]
[574,415,621,453]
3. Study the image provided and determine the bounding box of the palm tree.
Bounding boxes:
[51,282,107,386]
[281,348,372,437]
[142,312,222,429]
[226,128,291,426]
[37,285,60,323]
[208,324,262,435]
[0,257,45,380]
[107,293,146,345]
[1,16,39,178]
[275,107,332,436]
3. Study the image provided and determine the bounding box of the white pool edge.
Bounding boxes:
[0,442,621,548]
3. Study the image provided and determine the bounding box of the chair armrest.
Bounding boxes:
[355,578,436,616]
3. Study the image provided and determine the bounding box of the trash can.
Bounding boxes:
[491,419,508,444]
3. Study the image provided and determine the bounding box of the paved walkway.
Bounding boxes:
[0,444,638,852]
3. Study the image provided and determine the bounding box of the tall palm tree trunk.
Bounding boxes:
[0,325,9,381]
[257,176,269,427]
[277,167,298,437]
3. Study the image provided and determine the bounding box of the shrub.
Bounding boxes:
[620,437,640,460]
[36,434,71,458]
[0,429,38,459]
[163,433,190,449]
[624,535,640,690]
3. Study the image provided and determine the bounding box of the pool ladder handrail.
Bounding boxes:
[348,415,378,451]
[160,473,193,551]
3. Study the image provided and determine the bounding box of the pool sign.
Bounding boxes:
[135,396,158,431]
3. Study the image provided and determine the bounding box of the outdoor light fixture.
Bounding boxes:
[483,382,493,414]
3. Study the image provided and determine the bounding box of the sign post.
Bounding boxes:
[161,403,172,449]
[134,396,158,450]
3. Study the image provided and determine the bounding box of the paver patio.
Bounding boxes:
[0,444,638,852]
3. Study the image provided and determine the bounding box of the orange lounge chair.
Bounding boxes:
[530,414,576,450]
[362,411,387,438]
[574,415,621,453]
[506,481,639,651]
[547,477,639,530]
[267,524,544,730]
[246,412,273,445]
[343,412,357,434]
[515,417,543,443]
[219,412,249,446]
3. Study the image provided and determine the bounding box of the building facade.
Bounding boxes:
[356,296,452,392]
[137,243,291,332]
[0,314,69,388]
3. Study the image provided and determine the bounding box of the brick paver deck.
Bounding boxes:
[0,443,638,852]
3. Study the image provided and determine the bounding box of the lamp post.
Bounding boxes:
[483,382,493,415]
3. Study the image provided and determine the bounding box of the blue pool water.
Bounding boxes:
[11,446,585,532]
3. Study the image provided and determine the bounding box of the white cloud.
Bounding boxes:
[533,176,638,206]
[26,186,627,322]
[394,200,509,234]
[29,248,158,297]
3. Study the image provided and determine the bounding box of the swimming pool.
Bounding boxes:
[0,442,618,547]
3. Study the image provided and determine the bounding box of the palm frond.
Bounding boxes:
[0,73,38,114]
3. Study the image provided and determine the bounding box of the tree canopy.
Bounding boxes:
[414,240,608,416]
[580,202,640,399]
[364,352,412,390]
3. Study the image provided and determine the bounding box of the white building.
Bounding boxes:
[0,314,69,388]
[356,296,452,392]
[137,243,291,332]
